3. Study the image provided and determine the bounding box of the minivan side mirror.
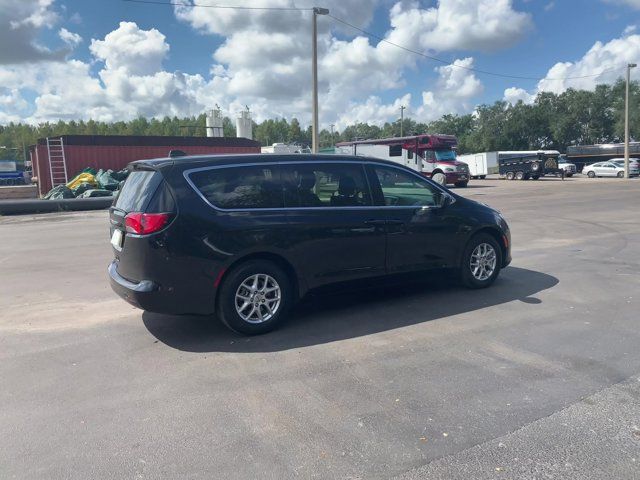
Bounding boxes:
[437,192,453,208]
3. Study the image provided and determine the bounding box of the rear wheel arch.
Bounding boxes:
[216,252,301,304]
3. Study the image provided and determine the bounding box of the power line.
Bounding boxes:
[122,0,312,10]
[327,13,625,82]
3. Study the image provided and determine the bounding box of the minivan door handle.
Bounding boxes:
[386,219,404,226]
[364,219,387,226]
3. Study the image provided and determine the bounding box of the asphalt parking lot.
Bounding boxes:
[1,176,640,479]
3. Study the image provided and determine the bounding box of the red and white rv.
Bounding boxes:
[336,134,470,187]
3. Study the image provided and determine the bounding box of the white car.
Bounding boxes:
[583,161,640,178]
[611,158,640,172]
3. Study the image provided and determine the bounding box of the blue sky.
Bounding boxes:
[1,0,639,127]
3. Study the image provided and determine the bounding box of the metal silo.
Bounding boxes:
[236,107,252,140]
[205,106,224,137]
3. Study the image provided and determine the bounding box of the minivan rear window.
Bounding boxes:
[189,165,283,209]
[115,170,162,212]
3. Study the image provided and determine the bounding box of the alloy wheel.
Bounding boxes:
[469,243,497,281]
[235,274,281,323]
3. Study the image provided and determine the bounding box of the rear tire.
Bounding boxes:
[566,173,573,177]
[454,181,468,188]
[515,171,525,180]
[587,171,596,178]
[531,175,540,180]
[505,171,515,180]
[459,234,502,289]
[479,175,486,179]
[216,260,293,335]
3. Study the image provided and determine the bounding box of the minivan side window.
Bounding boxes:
[189,165,283,209]
[282,163,371,208]
[371,165,440,207]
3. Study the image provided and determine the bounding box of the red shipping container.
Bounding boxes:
[29,135,261,197]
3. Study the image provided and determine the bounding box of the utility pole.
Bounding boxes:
[312,7,329,154]
[400,105,406,137]
[624,63,637,179]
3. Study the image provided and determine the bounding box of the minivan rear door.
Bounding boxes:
[281,161,387,289]
[109,167,176,281]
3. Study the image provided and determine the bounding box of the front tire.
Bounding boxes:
[459,234,502,289]
[566,173,573,177]
[216,260,292,335]
[617,171,624,178]
[587,171,596,178]
[432,172,446,185]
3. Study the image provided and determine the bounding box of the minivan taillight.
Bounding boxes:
[124,212,171,235]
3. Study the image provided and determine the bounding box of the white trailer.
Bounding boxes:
[261,143,311,154]
[456,152,498,178]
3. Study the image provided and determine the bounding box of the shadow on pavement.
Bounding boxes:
[143,266,558,353]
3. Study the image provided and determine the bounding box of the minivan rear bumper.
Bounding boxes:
[108,260,163,311]
[108,260,215,315]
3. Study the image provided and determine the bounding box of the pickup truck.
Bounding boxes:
[558,156,576,177]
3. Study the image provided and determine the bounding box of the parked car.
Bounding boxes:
[582,161,640,178]
[108,154,511,335]
[610,158,640,173]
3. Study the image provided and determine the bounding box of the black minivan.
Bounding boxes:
[108,154,511,334]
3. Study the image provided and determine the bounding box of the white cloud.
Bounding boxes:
[623,25,637,36]
[503,87,535,104]
[336,94,411,129]
[603,0,640,8]
[171,0,525,127]
[0,1,523,127]
[90,21,168,76]
[386,0,532,53]
[0,0,65,64]
[8,0,58,29]
[333,58,484,127]
[0,88,29,123]
[537,33,640,94]
[503,31,640,106]
[415,58,484,122]
[58,27,82,47]
[0,22,208,123]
